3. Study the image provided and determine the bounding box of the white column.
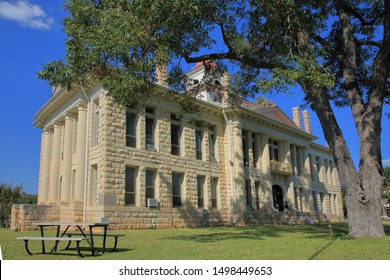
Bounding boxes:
[49,123,62,202]
[232,122,246,225]
[260,134,273,209]
[74,103,87,201]
[61,114,74,202]
[301,147,312,211]
[38,129,52,204]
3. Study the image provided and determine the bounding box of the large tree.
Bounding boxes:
[38,0,389,237]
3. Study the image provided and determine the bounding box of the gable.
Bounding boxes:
[256,106,299,129]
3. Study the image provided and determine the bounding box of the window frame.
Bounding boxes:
[145,169,155,206]
[125,166,137,206]
[170,114,181,156]
[145,107,155,151]
[195,127,203,160]
[197,175,205,208]
[172,172,182,207]
[126,110,137,148]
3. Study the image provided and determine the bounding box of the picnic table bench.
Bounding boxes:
[16,221,121,257]
[65,232,125,252]
[16,236,87,257]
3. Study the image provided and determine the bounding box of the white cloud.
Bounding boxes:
[383,159,390,167]
[0,1,54,30]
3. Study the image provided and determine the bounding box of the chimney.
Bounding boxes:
[221,72,231,105]
[292,107,302,129]
[156,64,168,86]
[303,110,312,134]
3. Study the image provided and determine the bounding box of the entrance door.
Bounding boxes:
[272,185,284,211]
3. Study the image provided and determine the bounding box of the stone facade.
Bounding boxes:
[11,65,344,231]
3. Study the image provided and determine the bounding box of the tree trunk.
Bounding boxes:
[301,83,385,238]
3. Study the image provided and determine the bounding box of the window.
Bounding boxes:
[172,172,182,207]
[209,126,216,162]
[290,145,296,175]
[315,156,321,181]
[90,164,97,206]
[329,161,334,185]
[252,133,258,167]
[245,180,252,208]
[126,111,137,148]
[197,176,205,208]
[328,194,332,213]
[312,191,318,211]
[242,130,249,166]
[171,114,181,156]
[145,107,155,150]
[145,169,155,206]
[309,154,315,181]
[294,187,303,212]
[296,147,302,176]
[211,177,218,208]
[255,181,260,210]
[93,100,99,146]
[324,159,329,184]
[195,127,203,160]
[268,139,279,161]
[125,167,137,206]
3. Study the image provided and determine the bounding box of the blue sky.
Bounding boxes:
[0,0,389,195]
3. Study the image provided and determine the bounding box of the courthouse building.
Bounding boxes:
[11,62,344,231]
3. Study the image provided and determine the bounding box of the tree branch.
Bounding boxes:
[184,52,282,70]
[218,22,234,53]
[333,0,366,117]
[310,33,341,56]
[344,3,384,26]
[357,40,382,48]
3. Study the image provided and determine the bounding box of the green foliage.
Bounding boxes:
[0,183,37,228]
[0,183,22,228]
[38,0,387,112]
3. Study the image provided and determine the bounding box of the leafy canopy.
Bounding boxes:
[38,0,388,111]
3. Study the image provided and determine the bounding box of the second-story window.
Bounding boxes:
[268,139,279,161]
[242,130,249,166]
[171,114,181,156]
[315,156,321,181]
[126,111,137,148]
[309,154,315,181]
[209,126,216,162]
[93,99,99,146]
[195,127,203,160]
[252,133,258,167]
[324,159,329,184]
[296,147,302,176]
[145,107,155,151]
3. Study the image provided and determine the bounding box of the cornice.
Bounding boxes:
[223,105,317,142]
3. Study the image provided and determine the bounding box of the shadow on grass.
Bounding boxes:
[308,239,337,260]
[162,223,352,243]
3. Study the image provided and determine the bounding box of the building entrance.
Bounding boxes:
[272,185,284,211]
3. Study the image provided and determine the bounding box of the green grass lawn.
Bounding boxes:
[1,222,390,260]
